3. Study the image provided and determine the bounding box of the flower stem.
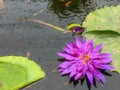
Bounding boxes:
[26,19,65,32]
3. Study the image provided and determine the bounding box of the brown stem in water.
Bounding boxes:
[25,19,65,32]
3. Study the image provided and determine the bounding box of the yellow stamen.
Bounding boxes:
[83,54,90,64]
[79,54,90,64]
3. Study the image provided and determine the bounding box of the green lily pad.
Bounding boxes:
[82,5,120,33]
[83,31,120,73]
[0,80,7,90]
[0,56,45,90]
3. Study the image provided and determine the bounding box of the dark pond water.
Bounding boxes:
[0,0,120,90]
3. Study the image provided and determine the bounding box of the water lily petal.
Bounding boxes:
[87,63,97,73]
[93,44,104,53]
[94,70,105,85]
[93,58,112,64]
[66,42,76,50]
[86,39,94,53]
[99,53,112,58]
[59,61,71,68]
[61,69,71,75]
[70,70,77,78]
[74,73,82,80]
[82,65,88,75]
[75,36,81,48]
[96,64,115,70]
[86,71,93,85]
[57,52,77,60]
[62,46,72,54]
[82,37,86,44]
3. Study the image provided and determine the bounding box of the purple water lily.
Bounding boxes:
[57,36,114,85]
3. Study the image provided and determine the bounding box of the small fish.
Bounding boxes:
[65,1,73,7]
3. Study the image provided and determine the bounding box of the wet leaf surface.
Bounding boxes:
[0,56,45,90]
[82,4,120,73]
[82,5,120,33]
[83,31,120,73]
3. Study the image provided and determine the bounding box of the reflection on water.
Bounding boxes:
[48,0,86,18]
[48,0,120,18]
[47,0,120,26]
[1,0,120,27]
[10,0,120,19]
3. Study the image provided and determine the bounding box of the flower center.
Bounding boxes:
[80,54,90,64]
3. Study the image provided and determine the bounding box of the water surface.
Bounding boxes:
[0,0,120,90]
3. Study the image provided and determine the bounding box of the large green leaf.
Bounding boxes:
[82,5,120,33]
[0,56,45,90]
[83,31,120,73]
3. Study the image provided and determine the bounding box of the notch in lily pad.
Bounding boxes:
[0,56,45,90]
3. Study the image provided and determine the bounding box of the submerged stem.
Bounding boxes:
[25,19,65,32]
